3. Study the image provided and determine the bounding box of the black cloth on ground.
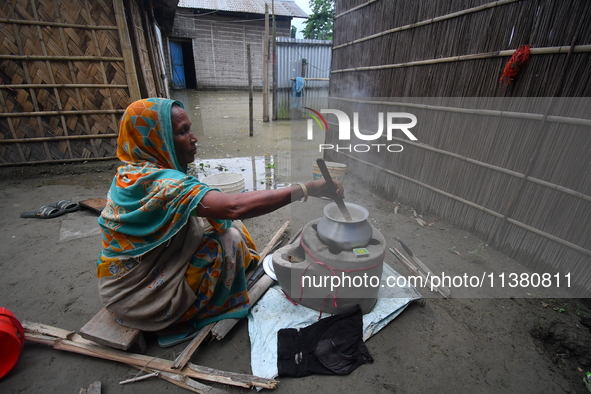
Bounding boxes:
[277,304,373,377]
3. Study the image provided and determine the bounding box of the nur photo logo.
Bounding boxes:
[302,107,418,153]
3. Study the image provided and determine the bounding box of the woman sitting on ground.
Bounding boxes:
[96,98,343,337]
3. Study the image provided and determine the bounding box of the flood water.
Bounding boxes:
[171,90,324,188]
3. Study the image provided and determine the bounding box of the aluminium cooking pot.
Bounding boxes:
[316,202,373,249]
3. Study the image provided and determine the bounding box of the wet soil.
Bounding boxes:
[1,91,590,394]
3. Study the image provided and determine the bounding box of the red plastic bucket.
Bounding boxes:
[0,308,25,379]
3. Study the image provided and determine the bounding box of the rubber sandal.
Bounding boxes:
[48,200,79,213]
[20,205,66,219]
[158,326,199,348]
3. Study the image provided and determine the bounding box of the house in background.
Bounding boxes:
[166,0,307,90]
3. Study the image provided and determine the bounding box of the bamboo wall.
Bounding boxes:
[0,0,166,165]
[328,0,591,297]
[168,10,290,90]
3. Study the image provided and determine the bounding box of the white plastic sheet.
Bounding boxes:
[248,263,422,381]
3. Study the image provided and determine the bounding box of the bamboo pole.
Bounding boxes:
[0,54,124,61]
[271,0,277,120]
[389,247,448,298]
[0,134,118,143]
[331,97,591,127]
[291,77,329,81]
[334,0,378,19]
[142,4,165,97]
[0,156,118,167]
[148,0,169,98]
[0,109,124,117]
[334,0,519,49]
[113,0,141,101]
[0,84,128,89]
[325,116,591,204]
[21,322,226,393]
[331,45,591,74]
[247,43,253,137]
[23,332,278,389]
[124,0,150,98]
[338,152,591,258]
[0,18,118,30]
[263,4,270,122]
[134,366,228,394]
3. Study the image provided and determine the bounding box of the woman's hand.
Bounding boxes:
[305,179,345,200]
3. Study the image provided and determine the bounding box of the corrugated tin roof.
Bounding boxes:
[178,0,308,18]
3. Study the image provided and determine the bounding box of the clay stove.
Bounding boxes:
[273,202,386,315]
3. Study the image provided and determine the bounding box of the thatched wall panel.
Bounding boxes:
[330,0,591,295]
[0,144,22,164]
[531,124,591,194]
[12,0,34,21]
[56,89,78,111]
[0,0,155,165]
[36,0,56,21]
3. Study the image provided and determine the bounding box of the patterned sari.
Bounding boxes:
[96,98,259,331]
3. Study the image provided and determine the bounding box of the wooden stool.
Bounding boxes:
[80,308,146,352]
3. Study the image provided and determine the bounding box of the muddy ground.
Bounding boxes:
[1,91,590,393]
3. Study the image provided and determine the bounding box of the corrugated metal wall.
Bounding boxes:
[275,37,331,119]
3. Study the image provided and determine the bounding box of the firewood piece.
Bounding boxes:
[24,331,278,389]
[389,247,449,299]
[171,323,215,370]
[136,366,229,394]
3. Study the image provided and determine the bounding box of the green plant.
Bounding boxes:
[468,242,486,255]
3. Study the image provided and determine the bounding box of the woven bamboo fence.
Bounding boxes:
[328,0,591,297]
[0,0,164,165]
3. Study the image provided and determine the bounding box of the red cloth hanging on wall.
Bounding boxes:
[500,44,531,86]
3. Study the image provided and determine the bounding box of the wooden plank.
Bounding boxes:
[79,198,108,214]
[79,308,145,352]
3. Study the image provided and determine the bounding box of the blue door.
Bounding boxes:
[170,41,186,89]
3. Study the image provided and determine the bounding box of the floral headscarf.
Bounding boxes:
[98,98,230,258]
